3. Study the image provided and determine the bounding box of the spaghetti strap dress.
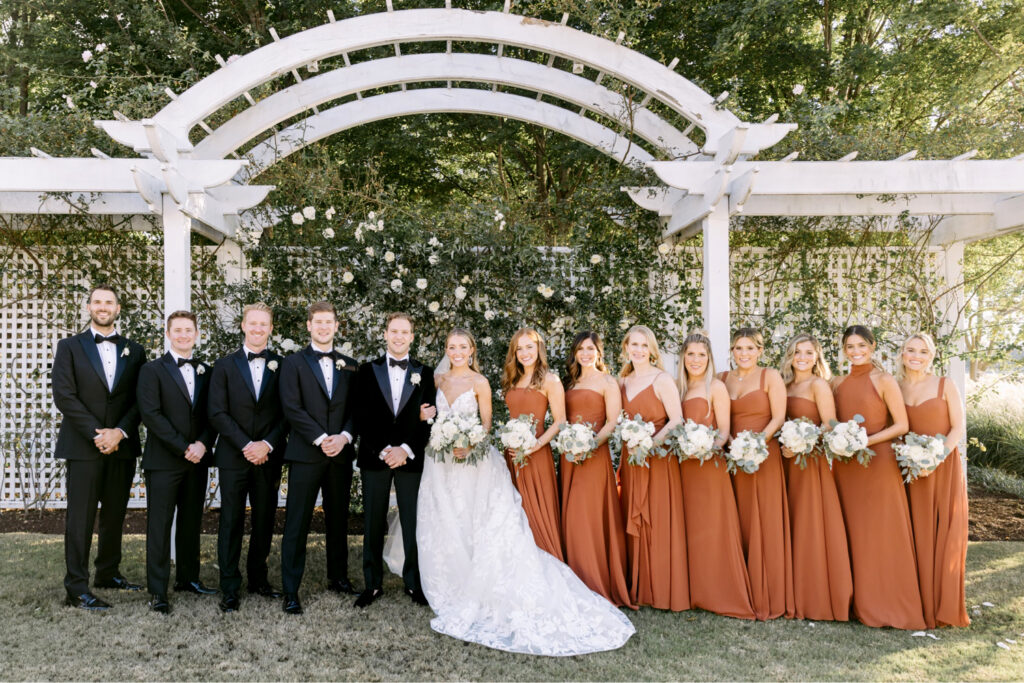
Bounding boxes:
[619,383,689,611]
[680,396,755,619]
[505,387,564,561]
[561,388,634,608]
[832,363,925,629]
[905,377,970,628]
[785,396,853,621]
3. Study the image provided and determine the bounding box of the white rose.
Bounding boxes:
[410,373,421,385]
[95,43,107,53]
[482,337,492,346]
[267,360,278,372]
[590,254,602,265]
[564,295,576,304]
[428,236,441,247]
[342,271,354,284]
[390,278,402,291]
[792,83,805,95]
[89,81,98,89]
[619,319,630,330]
[454,286,467,300]
[428,254,439,265]
[428,301,440,313]
[196,364,206,375]
[302,206,316,220]
[340,342,353,355]
[365,246,375,257]
[325,206,336,220]
[64,95,75,109]
[291,212,304,225]
[484,310,495,320]
[601,285,613,295]
[832,434,849,452]
[658,243,671,255]
[82,50,93,62]
[384,251,395,263]
[376,219,384,231]
[322,228,335,239]
[368,211,377,221]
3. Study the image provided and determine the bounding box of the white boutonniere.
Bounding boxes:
[335,358,346,370]
[410,372,421,386]
[121,346,130,357]
[196,364,206,375]
[267,360,278,372]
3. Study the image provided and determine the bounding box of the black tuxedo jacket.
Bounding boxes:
[353,356,435,473]
[138,352,216,471]
[279,345,357,464]
[208,348,288,470]
[52,330,146,461]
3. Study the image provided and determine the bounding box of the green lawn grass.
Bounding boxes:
[2,535,1023,681]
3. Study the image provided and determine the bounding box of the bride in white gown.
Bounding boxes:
[388,328,634,656]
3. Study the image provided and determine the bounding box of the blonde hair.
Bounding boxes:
[445,328,481,373]
[242,302,273,323]
[619,325,665,378]
[501,328,548,393]
[678,331,715,418]
[896,332,937,380]
[780,333,832,384]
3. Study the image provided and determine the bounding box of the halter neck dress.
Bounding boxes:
[832,363,925,629]
[905,377,970,628]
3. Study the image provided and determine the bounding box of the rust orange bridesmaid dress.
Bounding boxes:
[833,363,925,629]
[618,383,689,611]
[905,377,970,628]
[505,387,564,561]
[561,388,634,608]
[722,369,795,620]
[680,396,755,619]
[785,396,853,621]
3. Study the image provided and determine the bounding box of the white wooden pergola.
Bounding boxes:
[3,4,1024,398]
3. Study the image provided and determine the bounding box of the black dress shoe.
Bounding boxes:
[353,588,383,608]
[219,594,240,613]
[406,587,429,606]
[94,575,142,591]
[148,595,171,614]
[64,592,111,611]
[282,594,303,615]
[248,583,283,599]
[174,580,218,595]
[327,578,359,595]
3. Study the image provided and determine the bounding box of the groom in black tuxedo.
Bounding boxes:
[278,301,359,615]
[208,302,288,612]
[353,312,435,608]
[52,285,146,610]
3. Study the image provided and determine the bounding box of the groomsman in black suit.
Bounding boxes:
[52,285,146,610]
[278,301,359,615]
[353,312,435,608]
[208,302,288,612]
[137,310,217,614]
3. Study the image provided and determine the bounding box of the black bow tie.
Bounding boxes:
[314,350,338,361]
[176,357,200,368]
[247,350,269,362]
[94,333,122,345]
[389,357,409,370]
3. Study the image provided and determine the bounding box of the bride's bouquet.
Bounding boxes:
[612,413,659,467]
[823,414,874,467]
[551,422,598,464]
[778,417,823,470]
[894,432,950,483]
[665,419,719,465]
[724,430,769,474]
[497,414,539,470]
[426,410,489,465]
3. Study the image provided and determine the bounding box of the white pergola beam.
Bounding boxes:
[994,193,1024,232]
[0,158,248,193]
[0,192,155,215]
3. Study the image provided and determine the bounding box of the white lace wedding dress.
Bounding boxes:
[412,388,635,656]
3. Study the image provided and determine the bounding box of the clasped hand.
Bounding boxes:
[184,441,206,463]
[93,428,123,455]
[321,434,349,458]
[243,440,271,465]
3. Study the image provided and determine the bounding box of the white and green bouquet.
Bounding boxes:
[665,419,719,465]
[612,413,659,467]
[426,410,489,465]
[823,414,874,467]
[778,417,823,470]
[497,414,539,470]
[894,432,950,483]
[551,422,598,464]
[724,430,769,474]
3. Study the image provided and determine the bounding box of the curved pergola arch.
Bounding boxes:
[240,88,653,178]
[194,53,697,161]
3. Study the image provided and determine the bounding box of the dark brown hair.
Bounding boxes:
[563,331,607,390]
[88,284,118,303]
[307,301,336,320]
[166,310,197,329]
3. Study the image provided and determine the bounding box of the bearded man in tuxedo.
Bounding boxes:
[208,302,288,612]
[52,285,146,610]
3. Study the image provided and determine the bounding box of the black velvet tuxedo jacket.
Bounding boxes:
[353,356,435,474]
[207,348,288,470]
[52,330,146,461]
[137,352,216,471]
[278,345,357,464]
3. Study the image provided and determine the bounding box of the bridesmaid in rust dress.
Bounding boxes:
[677,331,755,619]
[898,332,969,628]
[779,333,852,621]
[618,325,687,611]
[720,327,794,620]
[831,325,925,629]
[501,328,566,561]
[561,331,634,608]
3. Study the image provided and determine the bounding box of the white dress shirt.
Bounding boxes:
[169,349,195,402]
[243,344,266,399]
[311,343,352,448]
[384,353,414,461]
[91,325,118,391]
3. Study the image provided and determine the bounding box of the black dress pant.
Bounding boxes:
[280,458,352,595]
[217,462,283,595]
[145,465,209,597]
[63,457,137,595]
[361,468,421,593]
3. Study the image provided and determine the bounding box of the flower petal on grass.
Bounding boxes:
[997,642,1010,650]
[983,601,995,607]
